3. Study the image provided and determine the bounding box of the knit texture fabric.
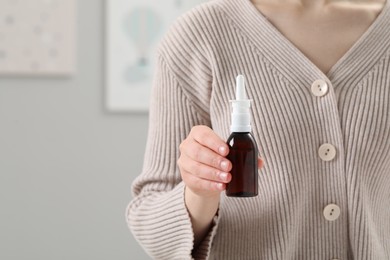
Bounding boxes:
[126,0,390,259]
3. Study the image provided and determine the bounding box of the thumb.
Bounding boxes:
[258,157,264,169]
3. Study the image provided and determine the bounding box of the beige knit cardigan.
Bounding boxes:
[126,0,390,259]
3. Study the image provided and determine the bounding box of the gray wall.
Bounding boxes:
[0,0,150,259]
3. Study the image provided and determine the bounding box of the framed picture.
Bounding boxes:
[0,0,76,76]
[105,0,206,112]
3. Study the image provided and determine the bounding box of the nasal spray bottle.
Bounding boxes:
[226,75,258,197]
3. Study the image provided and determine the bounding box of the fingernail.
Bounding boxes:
[219,146,226,155]
[216,183,224,190]
[221,161,229,171]
[219,172,228,181]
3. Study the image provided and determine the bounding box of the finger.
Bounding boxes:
[182,139,231,172]
[181,169,226,193]
[179,154,231,183]
[190,126,229,156]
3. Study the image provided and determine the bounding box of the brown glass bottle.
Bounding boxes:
[226,132,258,197]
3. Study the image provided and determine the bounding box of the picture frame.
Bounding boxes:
[0,0,76,76]
[105,0,206,112]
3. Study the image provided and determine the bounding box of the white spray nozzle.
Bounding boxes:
[236,75,247,100]
[230,75,252,133]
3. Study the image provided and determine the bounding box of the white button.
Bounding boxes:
[318,143,337,161]
[311,79,329,97]
[323,204,341,221]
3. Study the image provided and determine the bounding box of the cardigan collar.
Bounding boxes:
[216,0,390,88]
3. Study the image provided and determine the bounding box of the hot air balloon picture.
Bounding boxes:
[105,0,207,112]
[123,7,162,83]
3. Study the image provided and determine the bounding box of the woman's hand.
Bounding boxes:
[178,125,233,198]
[178,125,231,247]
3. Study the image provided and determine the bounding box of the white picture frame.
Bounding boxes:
[105,0,206,112]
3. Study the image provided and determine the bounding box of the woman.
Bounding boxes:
[126,0,390,259]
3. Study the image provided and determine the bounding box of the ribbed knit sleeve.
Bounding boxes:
[126,8,216,258]
[126,56,211,259]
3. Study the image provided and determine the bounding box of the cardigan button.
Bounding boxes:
[311,79,329,97]
[323,204,341,221]
[318,143,337,161]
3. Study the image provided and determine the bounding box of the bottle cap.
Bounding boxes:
[230,75,252,132]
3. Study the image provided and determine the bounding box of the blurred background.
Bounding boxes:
[0,0,204,259]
